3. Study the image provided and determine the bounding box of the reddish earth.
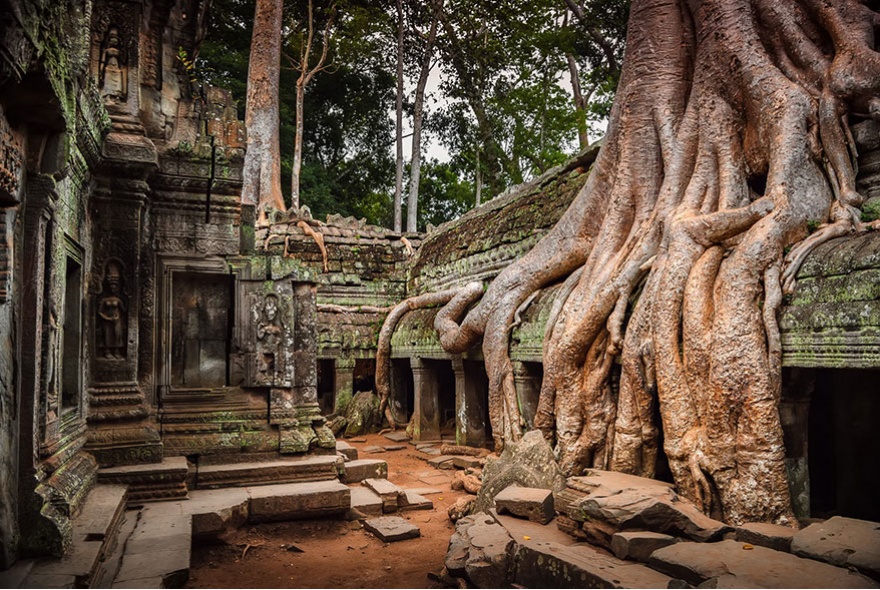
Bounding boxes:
[187,433,472,589]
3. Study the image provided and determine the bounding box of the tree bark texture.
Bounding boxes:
[426,0,880,527]
[406,1,441,233]
[394,0,405,232]
[242,0,285,213]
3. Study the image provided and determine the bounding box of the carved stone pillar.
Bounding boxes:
[333,357,356,414]
[411,357,440,442]
[452,357,488,446]
[780,368,814,519]
[512,361,541,430]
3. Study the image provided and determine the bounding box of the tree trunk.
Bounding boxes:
[566,53,589,150]
[394,0,405,232]
[405,0,441,234]
[291,78,304,209]
[474,146,481,207]
[427,0,880,527]
[242,0,285,216]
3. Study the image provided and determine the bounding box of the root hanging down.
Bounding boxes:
[409,0,880,526]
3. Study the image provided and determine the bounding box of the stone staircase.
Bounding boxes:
[1,438,439,589]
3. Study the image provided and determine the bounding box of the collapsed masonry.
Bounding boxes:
[0,0,879,582]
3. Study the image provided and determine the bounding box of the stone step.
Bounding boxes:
[21,484,129,588]
[113,503,192,589]
[336,440,358,461]
[340,459,388,484]
[99,457,188,505]
[349,486,384,517]
[363,478,403,513]
[192,454,342,489]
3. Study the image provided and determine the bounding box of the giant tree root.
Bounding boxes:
[424,0,880,527]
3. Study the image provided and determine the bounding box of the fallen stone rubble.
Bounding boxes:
[442,469,880,589]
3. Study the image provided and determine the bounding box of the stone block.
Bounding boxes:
[428,455,455,469]
[363,445,385,454]
[182,489,249,538]
[363,478,403,513]
[611,531,678,562]
[114,550,189,587]
[452,455,482,470]
[735,522,795,553]
[792,516,880,580]
[340,459,388,484]
[383,431,409,442]
[494,486,554,524]
[421,447,442,456]
[649,539,878,588]
[247,480,350,522]
[400,490,432,511]
[363,516,420,542]
[349,486,383,516]
[336,440,358,461]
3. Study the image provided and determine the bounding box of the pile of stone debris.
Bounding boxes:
[435,431,880,589]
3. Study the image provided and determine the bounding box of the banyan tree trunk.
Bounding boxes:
[430,0,880,526]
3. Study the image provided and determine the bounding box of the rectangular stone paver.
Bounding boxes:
[363,478,402,513]
[400,490,432,511]
[364,516,420,542]
[336,440,358,461]
[248,480,350,522]
[611,531,678,563]
[650,539,878,588]
[494,486,554,524]
[428,455,454,468]
[341,459,388,484]
[383,431,409,442]
[349,486,383,516]
[452,456,482,470]
[792,516,880,580]
[735,522,795,553]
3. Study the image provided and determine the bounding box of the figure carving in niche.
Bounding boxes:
[44,303,59,421]
[97,261,127,359]
[256,293,282,383]
[98,25,128,102]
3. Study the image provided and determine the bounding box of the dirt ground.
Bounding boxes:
[187,433,472,589]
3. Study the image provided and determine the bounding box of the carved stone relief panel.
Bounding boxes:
[243,281,294,389]
[0,103,24,206]
[91,0,140,111]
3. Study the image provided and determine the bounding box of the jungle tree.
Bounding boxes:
[382,0,880,526]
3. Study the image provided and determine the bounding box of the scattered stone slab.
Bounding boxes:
[415,443,436,451]
[348,437,367,443]
[407,487,442,496]
[428,455,455,469]
[400,490,433,511]
[363,516,420,542]
[493,511,578,547]
[611,531,678,563]
[421,447,442,456]
[649,539,878,588]
[494,486,554,524]
[515,539,673,589]
[791,516,880,580]
[349,486,383,517]
[336,440,358,461]
[363,478,403,513]
[452,455,483,470]
[340,459,388,484]
[183,489,249,538]
[193,455,340,489]
[735,522,795,553]
[446,513,513,588]
[475,430,567,514]
[248,480,350,522]
[362,445,385,454]
[384,445,406,451]
[419,474,450,486]
[555,469,732,547]
[383,431,410,442]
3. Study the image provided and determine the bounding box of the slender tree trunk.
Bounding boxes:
[474,146,481,207]
[242,0,285,216]
[566,53,589,150]
[405,0,441,234]
[394,0,405,232]
[292,78,304,209]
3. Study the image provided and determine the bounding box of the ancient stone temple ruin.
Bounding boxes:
[1,0,879,588]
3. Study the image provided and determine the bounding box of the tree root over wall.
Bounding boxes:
[380,0,880,527]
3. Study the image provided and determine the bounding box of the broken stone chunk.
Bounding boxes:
[340,459,388,484]
[399,490,433,511]
[363,516,420,542]
[494,486,554,525]
[610,530,678,563]
[363,478,402,513]
[735,522,795,553]
[791,516,880,581]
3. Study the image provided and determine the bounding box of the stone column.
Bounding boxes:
[276,281,335,454]
[780,368,813,519]
[452,357,488,446]
[86,131,162,467]
[411,357,440,442]
[333,357,356,414]
[512,361,541,430]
